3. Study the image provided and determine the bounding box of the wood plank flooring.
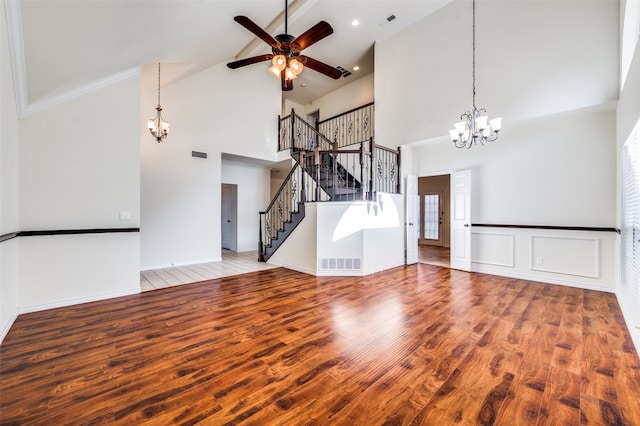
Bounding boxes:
[1,264,640,425]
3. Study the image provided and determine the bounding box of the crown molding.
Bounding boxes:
[4,0,140,119]
[21,67,140,118]
[5,0,28,116]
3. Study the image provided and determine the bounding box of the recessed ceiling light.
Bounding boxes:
[353,66,360,71]
[351,19,360,27]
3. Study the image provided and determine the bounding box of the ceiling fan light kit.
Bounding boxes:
[450,0,502,149]
[227,0,341,91]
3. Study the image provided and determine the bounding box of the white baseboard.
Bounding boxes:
[615,285,640,357]
[0,308,19,344]
[471,264,615,293]
[140,257,221,271]
[19,287,140,314]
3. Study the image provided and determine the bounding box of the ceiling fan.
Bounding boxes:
[226,0,342,91]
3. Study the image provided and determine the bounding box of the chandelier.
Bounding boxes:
[147,63,169,143]
[449,0,501,148]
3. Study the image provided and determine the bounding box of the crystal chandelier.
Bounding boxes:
[147,63,169,143]
[449,0,501,148]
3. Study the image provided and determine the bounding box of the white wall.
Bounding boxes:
[16,74,141,313]
[221,159,271,252]
[412,109,617,227]
[140,63,281,268]
[303,73,374,120]
[269,195,405,276]
[376,1,620,295]
[375,0,618,149]
[1,2,21,341]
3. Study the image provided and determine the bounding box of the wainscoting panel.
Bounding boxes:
[530,235,600,278]
[471,232,515,267]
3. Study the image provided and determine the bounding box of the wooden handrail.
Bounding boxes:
[1,228,140,244]
[471,224,620,233]
[317,102,375,125]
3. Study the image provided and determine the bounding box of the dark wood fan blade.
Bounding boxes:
[300,56,342,79]
[293,21,334,51]
[234,16,279,46]
[227,54,273,69]
[281,73,293,91]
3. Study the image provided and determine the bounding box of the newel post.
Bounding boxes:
[369,137,375,200]
[277,115,282,151]
[258,212,265,262]
[290,108,296,150]
[396,146,402,194]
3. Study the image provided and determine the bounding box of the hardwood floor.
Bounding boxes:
[419,245,450,268]
[1,265,639,425]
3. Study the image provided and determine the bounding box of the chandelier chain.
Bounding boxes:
[472,0,476,109]
[156,62,161,106]
[448,0,502,148]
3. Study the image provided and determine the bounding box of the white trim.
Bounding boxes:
[19,287,140,314]
[471,263,614,293]
[530,235,600,278]
[616,285,640,356]
[21,67,140,118]
[140,257,222,271]
[5,0,28,116]
[0,308,19,344]
[471,231,515,267]
[4,0,140,118]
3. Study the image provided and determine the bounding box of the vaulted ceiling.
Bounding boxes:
[7,0,453,109]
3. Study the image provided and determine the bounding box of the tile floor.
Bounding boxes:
[140,250,277,292]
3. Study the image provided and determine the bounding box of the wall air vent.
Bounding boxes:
[318,258,361,271]
[336,66,352,78]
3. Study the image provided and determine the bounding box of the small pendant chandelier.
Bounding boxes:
[449,0,501,148]
[147,62,169,143]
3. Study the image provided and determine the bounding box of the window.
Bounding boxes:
[424,194,439,240]
[622,118,640,302]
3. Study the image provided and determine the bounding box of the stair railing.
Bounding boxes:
[279,109,335,152]
[258,154,322,261]
[260,110,401,261]
[317,102,374,148]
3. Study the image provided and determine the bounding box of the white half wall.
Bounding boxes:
[19,233,140,312]
[471,227,617,293]
[268,194,405,276]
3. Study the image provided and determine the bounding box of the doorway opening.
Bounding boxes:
[221,183,238,251]
[418,175,451,268]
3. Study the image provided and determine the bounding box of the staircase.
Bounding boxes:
[258,106,400,262]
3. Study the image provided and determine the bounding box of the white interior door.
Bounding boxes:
[406,175,419,265]
[450,170,471,271]
[221,184,238,251]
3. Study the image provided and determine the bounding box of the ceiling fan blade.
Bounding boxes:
[234,16,279,47]
[227,54,273,69]
[281,73,293,91]
[300,56,342,79]
[293,21,334,51]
